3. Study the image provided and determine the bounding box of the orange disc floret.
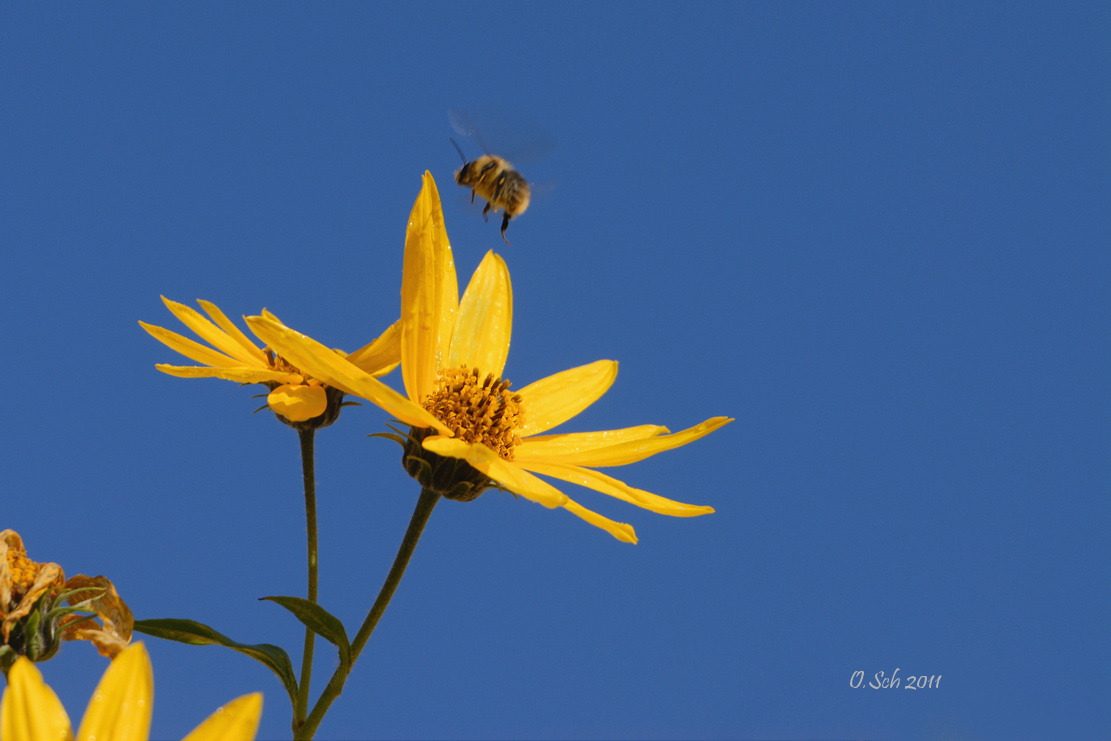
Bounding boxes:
[423,366,524,460]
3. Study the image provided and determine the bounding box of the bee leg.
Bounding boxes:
[482,201,492,223]
[500,214,511,246]
[470,190,476,204]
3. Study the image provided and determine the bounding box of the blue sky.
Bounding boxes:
[2,3,1107,739]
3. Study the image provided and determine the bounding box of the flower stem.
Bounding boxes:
[294,486,440,741]
[294,428,319,731]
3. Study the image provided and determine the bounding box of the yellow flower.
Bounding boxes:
[0,530,132,664]
[140,298,400,427]
[246,172,732,543]
[0,642,262,741]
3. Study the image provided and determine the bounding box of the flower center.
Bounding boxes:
[423,365,524,460]
[262,348,344,429]
[6,549,39,600]
[264,348,304,379]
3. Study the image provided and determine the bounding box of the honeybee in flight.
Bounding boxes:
[450,139,530,245]
[448,112,532,245]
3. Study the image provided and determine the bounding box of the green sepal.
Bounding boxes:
[47,585,108,622]
[450,480,478,500]
[0,646,17,676]
[404,453,433,482]
[368,432,407,446]
[372,421,411,446]
[0,586,113,675]
[134,618,298,708]
[20,609,47,660]
[261,596,351,669]
[3,585,107,665]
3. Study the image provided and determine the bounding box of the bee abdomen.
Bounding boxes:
[499,171,530,216]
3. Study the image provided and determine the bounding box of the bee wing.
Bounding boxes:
[527,178,559,198]
[448,109,476,139]
[448,109,494,155]
[447,109,556,164]
[503,137,557,168]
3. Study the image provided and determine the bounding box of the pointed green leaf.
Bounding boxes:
[261,596,351,668]
[134,618,298,707]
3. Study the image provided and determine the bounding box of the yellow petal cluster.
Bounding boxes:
[0,643,262,741]
[140,299,400,423]
[248,172,731,542]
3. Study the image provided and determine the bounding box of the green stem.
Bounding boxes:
[293,428,319,733]
[294,486,440,741]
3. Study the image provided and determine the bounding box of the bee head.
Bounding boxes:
[454,161,473,186]
[451,137,476,186]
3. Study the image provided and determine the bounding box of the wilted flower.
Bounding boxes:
[0,642,262,741]
[140,299,400,429]
[0,530,131,671]
[247,173,731,543]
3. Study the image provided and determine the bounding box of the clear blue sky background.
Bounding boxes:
[2,4,1107,740]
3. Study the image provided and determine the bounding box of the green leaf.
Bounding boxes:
[262,596,351,668]
[134,618,298,707]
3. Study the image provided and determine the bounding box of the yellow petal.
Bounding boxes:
[420,437,567,508]
[346,320,402,376]
[140,322,242,369]
[409,445,640,542]
[75,643,153,741]
[532,417,733,467]
[1,658,74,741]
[245,315,452,435]
[448,251,512,379]
[153,365,299,384]
[159,298,261,366]
[181,694,262,741]
[560,499,638,543]
[267,384,327,422]
[517,461,714,517]
[516,425,670,459]
[515,360,618,437]
[369,362,399,378]
[401,172,458,404]
[197,300,269,365]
